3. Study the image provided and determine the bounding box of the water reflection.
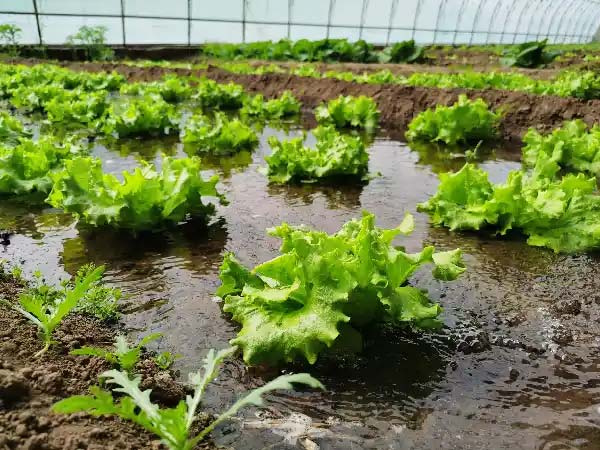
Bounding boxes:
[60,218,229,278]
[267,181,363,210]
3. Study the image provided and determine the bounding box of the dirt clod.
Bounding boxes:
[0,368,30,404]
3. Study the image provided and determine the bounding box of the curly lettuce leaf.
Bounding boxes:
[265,126,368,183]
[47,155,224,230]
[218,211,465,365]
[315,95,379,131]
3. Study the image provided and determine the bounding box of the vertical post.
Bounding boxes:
[242,0,246,43]
[469,0,488,45]
[562,2,585,44]
[358,0,368,40]
[31,0,42,45]
[287,0,292,39]
[386,0,398,45]
[536,0,558,40]
[502,0,523,44]
[411,0,423,40]
[583,7,600,41]
[187,0,192,46]
[120,0,126,47]
[521,0,543,42]
[326,0,334,39]
[451,0,469,45]
[485,0,504,43]
[571,1,595,43]
[555,0,580,43]
[432,0,449,44]
[543,0,569,41]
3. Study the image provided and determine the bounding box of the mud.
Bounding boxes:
[21,59,600,145]
[0,276,199,450]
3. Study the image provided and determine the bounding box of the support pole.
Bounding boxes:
[386,0,398,45]
[120,0,126,46]
[31,0,42,45]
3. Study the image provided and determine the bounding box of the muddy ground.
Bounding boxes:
[30,59,600,145]
[0,274,209,450]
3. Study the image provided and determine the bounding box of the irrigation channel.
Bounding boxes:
[1,119,599,449]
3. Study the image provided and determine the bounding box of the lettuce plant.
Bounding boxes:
[53,347,323,449]
[71,333,162,374]
[419,147,600,253]
[523,120,600,177]
[406,95,500,146]
[265,126,368,183]
[45,89,109,124]
[0,266,104,356]
[315,95,379,131]
[47,156,225,231]
[0,135,83,195]
[240,91,301,120]
[192,79,246,110]
[120,76,192,103]
[378,40,424,63]
[181,113,258,155]
[0,111,30,144]
[100,96,179,137]
[217,212,465,365]
[500,39,560,68]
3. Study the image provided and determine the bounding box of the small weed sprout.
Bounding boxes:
[54,347,324,450]
[71,333,162,374]
[0,266,104,356]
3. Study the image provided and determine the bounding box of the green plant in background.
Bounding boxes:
[406,95,500,146]
[240,91,301,120]
[71,333,162,374]
[315,95,379,131]
[0,266,104,356]
[100,95,179,137]
[379,40,425,63]
[53,347,323,450]
[500,39,560,68]
[181,113,258,155]
[523,120,600,177]
[265,126,369,183]
[217,212,465,365]
[0,134,84,195]
[0,24,21,57]
[66,25,114,61]
[47,156,225,231]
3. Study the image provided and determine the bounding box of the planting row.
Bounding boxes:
[0,64,382,230]
[3,63,600,254]
[123,57,600,100]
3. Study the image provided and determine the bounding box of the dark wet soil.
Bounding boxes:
[17,59,600,145]
[0,275,204,450]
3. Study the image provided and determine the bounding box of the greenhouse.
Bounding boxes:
[0,1,599,450]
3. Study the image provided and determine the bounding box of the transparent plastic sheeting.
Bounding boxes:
[1,0,599,45]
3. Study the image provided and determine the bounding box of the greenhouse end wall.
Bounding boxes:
[1,0,599,46]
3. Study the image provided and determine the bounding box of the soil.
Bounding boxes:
[0,274,208,450]
[26,59,600,145]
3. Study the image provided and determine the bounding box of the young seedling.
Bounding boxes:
[53,347,324,450]
[0,266,104,356]
[154,351,182,370]
[71,333,162,374]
